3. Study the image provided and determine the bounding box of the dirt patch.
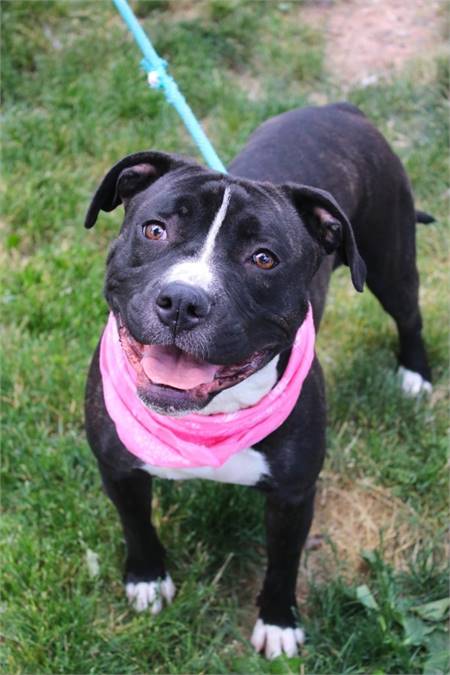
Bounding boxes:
[297,472,426,596]
[165,0,204,22]
[313,473,423,568]
[301,0,446,86]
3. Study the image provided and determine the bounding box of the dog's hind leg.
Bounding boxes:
[100,466,175,614]
[360,212,432,395]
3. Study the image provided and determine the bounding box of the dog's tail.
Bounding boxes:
[416,210,436,224]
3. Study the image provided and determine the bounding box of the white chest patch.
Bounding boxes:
[142,446,270,485]
[199,355,280,415]
[164,185,232,290]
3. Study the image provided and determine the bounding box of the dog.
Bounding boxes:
[84,103,433,659]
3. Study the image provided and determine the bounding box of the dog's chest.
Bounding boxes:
[141,357,279,485]
[142,446,270,485]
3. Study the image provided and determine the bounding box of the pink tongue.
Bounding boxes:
[141,344,219,390]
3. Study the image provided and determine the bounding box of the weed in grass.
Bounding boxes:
[303,549,449,674]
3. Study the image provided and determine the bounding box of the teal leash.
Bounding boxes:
[112,0,227,174]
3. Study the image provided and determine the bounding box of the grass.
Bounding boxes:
[1,1,448,673]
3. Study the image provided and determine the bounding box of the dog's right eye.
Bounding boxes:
[142,221,167,241]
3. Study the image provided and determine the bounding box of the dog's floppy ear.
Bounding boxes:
[84,151,187,228]
[281,183,366,292]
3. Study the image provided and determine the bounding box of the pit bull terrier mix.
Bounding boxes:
[84,103,432,659]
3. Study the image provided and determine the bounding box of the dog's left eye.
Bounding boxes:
[251,249,278,270]
[143,221,167,241]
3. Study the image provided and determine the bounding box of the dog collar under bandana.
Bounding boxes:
[99,306,315,469]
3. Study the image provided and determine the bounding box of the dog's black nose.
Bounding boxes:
[155,282,211,331]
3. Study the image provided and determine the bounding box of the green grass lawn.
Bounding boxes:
[1,1,448,673]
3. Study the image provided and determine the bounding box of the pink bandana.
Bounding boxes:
[99,306,315,469]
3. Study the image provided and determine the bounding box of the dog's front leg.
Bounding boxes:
[99,465,175,614]
[251,488,315,659]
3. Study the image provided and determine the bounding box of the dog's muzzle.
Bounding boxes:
[117,318,272,412]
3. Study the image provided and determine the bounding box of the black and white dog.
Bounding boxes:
[84,103,432,659]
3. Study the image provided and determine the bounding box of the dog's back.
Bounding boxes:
[229,103,413,229]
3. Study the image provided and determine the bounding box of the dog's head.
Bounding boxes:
[86,151,365,414]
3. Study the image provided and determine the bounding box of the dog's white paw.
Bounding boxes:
[250,618,305,659]
[125,575,175,614]
[398,367,432,397]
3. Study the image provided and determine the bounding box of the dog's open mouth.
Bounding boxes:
[118,322,269,412]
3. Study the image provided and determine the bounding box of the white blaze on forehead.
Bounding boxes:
[200,185,232,262]
[165,185,232,289]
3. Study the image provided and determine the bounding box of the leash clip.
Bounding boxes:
[141,57,167,90]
